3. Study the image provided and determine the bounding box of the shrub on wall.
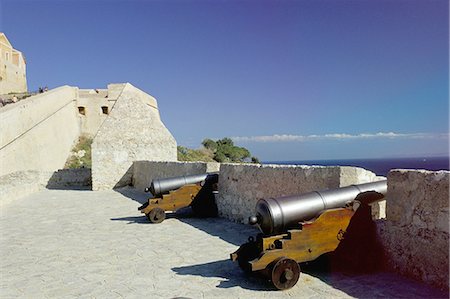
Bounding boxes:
[64,135,93,169]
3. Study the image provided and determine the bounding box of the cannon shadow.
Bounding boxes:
[179,217,260,246]
[110,210,182,224]
[114,186,149,204]
[172,259,273,291]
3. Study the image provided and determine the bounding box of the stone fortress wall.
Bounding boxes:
[0,86,80,176]
[0,33,27,94]
[0,83,178,191]
[91,83,177,190]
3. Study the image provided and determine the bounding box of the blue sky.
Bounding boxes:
[1,0,448,160]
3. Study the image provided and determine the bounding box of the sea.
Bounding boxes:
[264,156,449,177]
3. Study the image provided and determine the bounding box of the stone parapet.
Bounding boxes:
[46,168,92,189]
[216,163,379,223]
[0,171,52,205]
[0,168,92,205]
[378,169,449,290]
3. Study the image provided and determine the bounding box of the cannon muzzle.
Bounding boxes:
[149,173,219,197]
[250,180,387,235]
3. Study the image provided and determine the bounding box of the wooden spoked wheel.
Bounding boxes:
[147,208,166,223]
[270,257,300,290]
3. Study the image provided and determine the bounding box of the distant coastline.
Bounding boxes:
[264,156,450,176]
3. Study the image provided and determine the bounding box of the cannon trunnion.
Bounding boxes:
[231,180,387,290]
[138,173,218,223]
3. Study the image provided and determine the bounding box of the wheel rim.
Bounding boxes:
[271,257,300,290]
[148,208,166,223]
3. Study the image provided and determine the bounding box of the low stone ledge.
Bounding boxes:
[378,169,449,290]
[46,168,92,189]
[216,163,379,223]
[0,171,52,205]
[0,168,93,205]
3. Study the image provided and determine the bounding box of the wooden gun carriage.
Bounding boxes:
[231,181,387,290]
[138,173,218,223]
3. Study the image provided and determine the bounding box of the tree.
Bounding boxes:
[202,139,218,152]
[178,137,260,163]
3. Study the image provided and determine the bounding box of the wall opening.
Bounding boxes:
[101,106,109,115]
[78,106,86,115]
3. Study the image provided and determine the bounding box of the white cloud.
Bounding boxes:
[231,132,450,143]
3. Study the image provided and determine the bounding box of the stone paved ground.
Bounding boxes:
[1,188,448,298]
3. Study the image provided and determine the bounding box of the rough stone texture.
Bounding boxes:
[0,168,92,205]
[378,169,449,290]
[1,188,446,298]
[0,86,80,176]
[216,163,379,223]
[91,83,177,190]
[370,200,386,219]
[46,168,92,189]
[0,171,52,205]
[132,161,220,192]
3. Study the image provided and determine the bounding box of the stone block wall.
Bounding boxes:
[132,161,220,191]
[216,163,380,223]
[377,169,449,290]
[46,168,92,189]
[76,85,120,136]
[0,171,53,205]
[0,86,80,176]
[91,83,177,190]
[0,168,92,205]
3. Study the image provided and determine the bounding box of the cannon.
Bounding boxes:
[138,173,219,223]
[231,180,387,290]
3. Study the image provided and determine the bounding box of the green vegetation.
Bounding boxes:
[178,137,260,163]
[177,146,216,162]
[65,135,93,169]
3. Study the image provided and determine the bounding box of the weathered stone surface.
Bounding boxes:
[91,83,177,190]
[216,163,379,223]
[132,161,220,192]
[0,86,80,176]
[77,84,120,136]
[0,168,92,205]
[46,168,92,189]
[0,171,51,205]
[387,170,449,232]
[378,169,449,290]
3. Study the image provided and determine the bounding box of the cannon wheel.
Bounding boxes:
[270,257,300,290]
[147,208,166,223]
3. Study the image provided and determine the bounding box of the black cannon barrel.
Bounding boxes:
[149,173,219,196]
[249,180,387,235]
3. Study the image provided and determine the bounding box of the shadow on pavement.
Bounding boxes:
[114,186,149,204]
[179,217,260,246]
[302,260,448,298]
[110,212,182,224]
[172,259,273,291]
[300,204,448,298]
